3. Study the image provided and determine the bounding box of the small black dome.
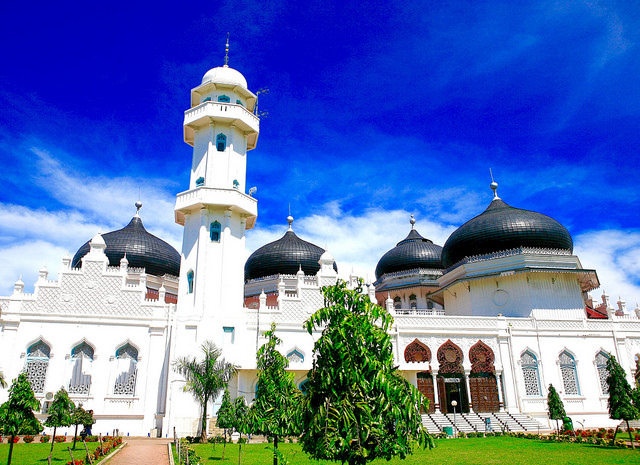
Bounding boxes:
[441,197,573,269]
[375,228,444,280]
[245,229,337,282]
[72,216,181,277]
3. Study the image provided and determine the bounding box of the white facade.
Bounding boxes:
[2,59,640,438]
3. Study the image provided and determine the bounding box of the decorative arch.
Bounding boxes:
[404,339,431,363]
[286,347,305,364]
[71,340,95,360]
[69,340,94,395]
[520,349,541,396]
[393,296,401,310]
[558,350,580,395]
[114,342,139,396]
[436,339,463,374]
[210,221,221,242]
[25,339,51,394]
[595,350,610,395]
[187,270,194,293]
[469,341,495,375]
[216,133,227,151]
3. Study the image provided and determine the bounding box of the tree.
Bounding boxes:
[173,341,237,442]
[0,373,41,465]
[44,388,74,461]
[233,396,249,465]
[606,355,639,449]
[300,280,433,465]
[0,371,7,389]
[70,404,94,449]
[216,389,234,458]
[547,384,565,435]
[246,323,301,465]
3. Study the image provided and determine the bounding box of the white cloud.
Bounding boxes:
[0,241,68,295]
[574,229,640,310]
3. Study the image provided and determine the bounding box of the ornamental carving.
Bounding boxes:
[436,340,463,374]
[405,339,431,363]
[469,340,495,374]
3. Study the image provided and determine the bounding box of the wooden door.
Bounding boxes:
[417,373,435,413]
[469,376,500,412]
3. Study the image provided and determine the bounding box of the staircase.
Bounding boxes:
[421,411,544,434]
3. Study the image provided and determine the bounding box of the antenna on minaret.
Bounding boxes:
[224,32,230,66]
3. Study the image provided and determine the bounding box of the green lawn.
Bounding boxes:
[176,436,639,465]
[0,442,93,464]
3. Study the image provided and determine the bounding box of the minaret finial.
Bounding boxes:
[410,214,416,229]
[224,32,230,66]
[489,168,500,200]
[287,213,294,231]
[135,201,143,217]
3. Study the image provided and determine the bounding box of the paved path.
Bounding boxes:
[105,438,171,465]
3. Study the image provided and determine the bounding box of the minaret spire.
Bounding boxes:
[224,32,230,66]
[489,168,500,200]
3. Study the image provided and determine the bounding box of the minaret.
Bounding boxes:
[175,40,259,318]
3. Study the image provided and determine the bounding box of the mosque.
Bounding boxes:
[1,54,639,438]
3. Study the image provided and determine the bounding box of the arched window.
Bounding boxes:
[187,270,194,293]
[114,344,138,396]
[216,133,226,152]
[195,176,204,187]
[287,349,304,363]
[521,351,541,396]
[69,342,94,395]
[559,351,580,395]
[210,221,221,242]
[595,351,610,395]
[409,294,417,310]
[25,340,50,394]
[299,379,309,394]
[218,95,230,103]
[426,301,434,310]
[394,296,401,310]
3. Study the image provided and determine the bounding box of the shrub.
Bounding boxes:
[85,435,98,442]
[54,435,66,443]
[40,435,50,443]
[615,439,627,448]
[11,436,19,443]
[238,437,248,444]
[66,461,85,465]
[458,432,466,438]
[485,432,495,437]
[23,435,35,443]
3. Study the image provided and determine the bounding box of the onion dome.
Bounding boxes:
[441,182,573,269]
[375,215,444,280]
[72,202,181,277]
[202,65,248,88]
[244,216,338,282]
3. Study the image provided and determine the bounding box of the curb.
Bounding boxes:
[95,441,127,465]
[168,442,175,465]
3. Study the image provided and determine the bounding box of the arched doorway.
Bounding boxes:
[404,339,435,413]
[468,341,500,412]
[436,340,469,414]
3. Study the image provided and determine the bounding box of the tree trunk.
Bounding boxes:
[7,434,15,465]
[73,424,79,449]
[613,424,620,445]
[273,436,278,465]
[238,434,242,465]
[626,420,635,450]
[555,419,559,437]
[201,401,208,443]
[49,426,58,460]
[222,429,227,459]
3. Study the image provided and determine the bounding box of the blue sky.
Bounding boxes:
[1,1,639,306]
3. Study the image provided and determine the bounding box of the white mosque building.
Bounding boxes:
[1,56,640,438]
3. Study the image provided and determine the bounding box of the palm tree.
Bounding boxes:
[173,341,237,442]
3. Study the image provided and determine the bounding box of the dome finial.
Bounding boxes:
[410,214,416,229]
[287,214,294,231]
[135,201,143,217]
[489,168,500,200]
[224,32,230,67]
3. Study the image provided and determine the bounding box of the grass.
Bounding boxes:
[0,442,93,464]
[175,436,639,465]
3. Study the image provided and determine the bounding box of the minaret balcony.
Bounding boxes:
[174,187,258,229]
[183,102,260,148]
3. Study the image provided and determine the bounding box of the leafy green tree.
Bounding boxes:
[606,356,639,449]
[547,384,565,435]
[173,341,237,442]
[71,404,94,449]
[0,373,41,465]
[300,280,433,465]
[0,371,7,389]
[233,396,249,465]
[246,323,301,465]
[216,389,234,458]
[44,388,74,460]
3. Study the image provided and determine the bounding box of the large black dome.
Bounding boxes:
[72,215,181,277]
[441,196,573,269]
[245,226,337,282]
[375,227,443,280]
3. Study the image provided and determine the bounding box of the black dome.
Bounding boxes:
[441,197,573,269]
[72,216,181,277]
[375,228,444,280]
[245,230,337,281]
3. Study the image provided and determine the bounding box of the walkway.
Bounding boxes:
[105,438,171,465]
